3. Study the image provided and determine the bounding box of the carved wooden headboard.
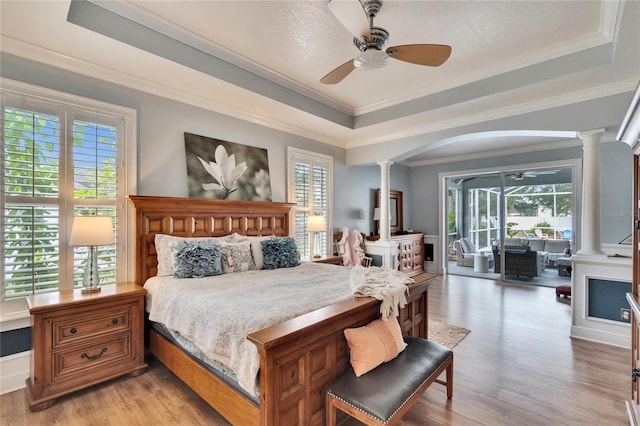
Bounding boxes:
[128,195,295,284]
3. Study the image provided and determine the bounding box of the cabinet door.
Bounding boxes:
[399,240,413,274]
[412,239,424,271]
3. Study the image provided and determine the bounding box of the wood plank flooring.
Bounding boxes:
[2,275,630,425]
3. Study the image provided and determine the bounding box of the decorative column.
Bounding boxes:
[570,129,619,346]
[577,129,606,257]
[378,161,392,242]
[364,161,399,269]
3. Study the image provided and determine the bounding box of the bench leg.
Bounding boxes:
[446,356,454,399]
[326,394,337,426]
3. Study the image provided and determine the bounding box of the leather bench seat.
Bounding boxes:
[326,337,453,425]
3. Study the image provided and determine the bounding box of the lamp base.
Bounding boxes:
[81,286,101,294]
[82,246,101,294]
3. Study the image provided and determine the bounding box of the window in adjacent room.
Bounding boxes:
[1,79,136,301]
[287,147,332,260]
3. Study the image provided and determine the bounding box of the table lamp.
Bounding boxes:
[307,215,326,259]
[70,215,115,293]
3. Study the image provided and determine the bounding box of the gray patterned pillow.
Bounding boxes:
[171,239,223,279]
[223,232,249,243]
[261,237,300,269]
[220,240,256,273]
[155,234,221,276]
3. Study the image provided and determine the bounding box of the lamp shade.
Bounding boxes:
[307,215,326,232]
[373,208,380,221]
[70,216,115,246]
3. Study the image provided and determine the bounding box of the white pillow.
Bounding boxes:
[247,236,273,270]
[154,234,221,277]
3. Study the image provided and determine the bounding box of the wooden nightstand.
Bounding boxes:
[25,282,147,411]
[312,255,344,266]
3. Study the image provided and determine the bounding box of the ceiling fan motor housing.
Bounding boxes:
[353,26,389,52]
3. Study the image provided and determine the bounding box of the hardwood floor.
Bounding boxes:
[2,274,630,425]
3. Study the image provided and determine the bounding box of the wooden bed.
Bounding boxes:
[128,195,429,426]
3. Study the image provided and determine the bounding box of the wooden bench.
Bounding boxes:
[326,337,453,425]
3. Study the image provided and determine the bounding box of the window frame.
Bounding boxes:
[287,147,333,260]
[1,78,137,320]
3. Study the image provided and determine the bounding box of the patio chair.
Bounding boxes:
[454,238,477,267]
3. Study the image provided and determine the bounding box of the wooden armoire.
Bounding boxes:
[621,82,640,424]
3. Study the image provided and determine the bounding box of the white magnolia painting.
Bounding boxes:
[184,132,272,201]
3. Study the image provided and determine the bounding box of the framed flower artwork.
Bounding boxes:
[184,132,272,201]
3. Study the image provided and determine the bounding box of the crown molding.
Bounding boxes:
[406,138,583,167]
[344,78,639,149]
[90,0,354,116]
[0,36,347,149]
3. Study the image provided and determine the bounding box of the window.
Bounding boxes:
[1,79,136,300]
[287,147,332,259]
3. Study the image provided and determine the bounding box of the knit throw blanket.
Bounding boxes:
[349,265,414,320]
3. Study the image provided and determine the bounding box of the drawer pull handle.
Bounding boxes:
[112,319,119,325]
[81,347,107,361]
[70,328,77,334]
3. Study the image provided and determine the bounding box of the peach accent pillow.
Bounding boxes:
[343,317,407,377]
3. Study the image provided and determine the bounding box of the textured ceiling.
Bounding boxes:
[108,0,605,113]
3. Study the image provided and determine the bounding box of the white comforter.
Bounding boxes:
[144,262,354,394]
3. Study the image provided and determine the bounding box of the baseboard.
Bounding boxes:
[0,350,30,395]
[571,325,630,348]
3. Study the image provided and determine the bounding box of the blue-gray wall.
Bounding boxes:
[406,143,632,245]
[601,142,634,243]
[407,147,582,235]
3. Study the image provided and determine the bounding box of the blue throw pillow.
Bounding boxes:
[261,237,300,270]
[172,239,223,278]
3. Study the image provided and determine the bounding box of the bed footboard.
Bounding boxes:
[247,277,431,426]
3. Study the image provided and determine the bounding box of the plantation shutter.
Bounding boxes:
[71,117,118,285]
[288,148,332,260]
[3,108,62,297]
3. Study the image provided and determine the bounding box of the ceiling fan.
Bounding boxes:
[510,170,560,180]
[321,0,452,85]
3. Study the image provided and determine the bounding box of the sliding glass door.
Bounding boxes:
[446,173,501,279]
[446,167,574,287]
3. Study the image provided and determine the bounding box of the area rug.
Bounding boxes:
[428,320,470,349]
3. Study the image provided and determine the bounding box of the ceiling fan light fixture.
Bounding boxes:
[354,49,389,69]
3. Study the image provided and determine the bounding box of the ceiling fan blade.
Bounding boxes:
[327,0,371,41]
[387,44,452,66]
[320,59,356,85]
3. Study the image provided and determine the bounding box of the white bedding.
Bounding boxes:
[144,262,355,394]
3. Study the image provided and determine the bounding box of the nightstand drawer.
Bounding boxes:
[53,306,131,347]
[53,333,131,382]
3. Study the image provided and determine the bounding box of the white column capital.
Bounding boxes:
[578,129,605,143]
